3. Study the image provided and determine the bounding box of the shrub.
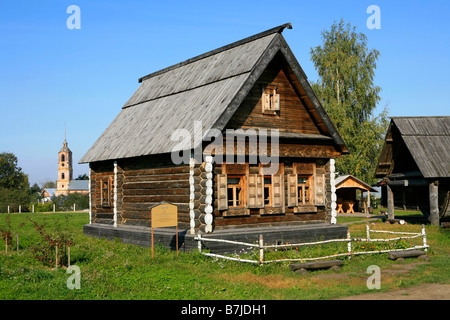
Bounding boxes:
[35,202,54,212]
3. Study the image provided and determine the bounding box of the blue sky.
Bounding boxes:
[1,0,449,186]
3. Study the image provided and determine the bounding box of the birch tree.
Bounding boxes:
[310,19,388,184]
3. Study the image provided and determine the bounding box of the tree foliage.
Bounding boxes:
[0,152,31,211]
[310,19,389,184]
[0,152,29,190]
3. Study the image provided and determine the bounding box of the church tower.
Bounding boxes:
[55,137,73,196]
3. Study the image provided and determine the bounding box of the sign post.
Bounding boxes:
[150,203,178,258]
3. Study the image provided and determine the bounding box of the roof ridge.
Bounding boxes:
[391,116,450,119]
[137,23,292,83]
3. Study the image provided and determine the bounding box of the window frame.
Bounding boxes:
[297,175,313,205]
[227,175,246,208]
[101,177,112,207]
[261,87,280,114]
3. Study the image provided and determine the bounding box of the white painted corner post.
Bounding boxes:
[88,164,92,224]
[189,158,196,234]
[113,161,118,228]
[204,155,214,233]
[330,159,337,224]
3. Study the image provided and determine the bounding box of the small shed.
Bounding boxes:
[335,175,377,213]
[375,116,450,225]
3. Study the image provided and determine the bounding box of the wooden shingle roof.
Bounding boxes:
[376,116,450,179]
[80,23,347,164]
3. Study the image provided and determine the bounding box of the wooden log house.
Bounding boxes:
[375,116,450,226]
[80,24,349,250]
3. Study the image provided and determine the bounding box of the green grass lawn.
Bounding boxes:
[0,212,448,300]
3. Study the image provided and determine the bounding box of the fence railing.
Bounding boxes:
[1,203,82,213]
[194,224,428,264]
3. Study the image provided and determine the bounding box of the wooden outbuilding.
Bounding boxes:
[79,24,349,251]
[375,116,450,225]
[335,175,377,213]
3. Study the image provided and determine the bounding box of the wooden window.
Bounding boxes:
[227,176,246,208]
[262,88,280,113]
[218,164,285,213]
[297,176,312,205]
[288,174,313,207]
[101,178,111,207]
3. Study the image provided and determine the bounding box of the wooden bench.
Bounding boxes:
[289,260,345,274]
[388,250,428,261]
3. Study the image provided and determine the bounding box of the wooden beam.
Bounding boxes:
[387,179,428,187]
[429,181,439,226]
[387,184,394,220]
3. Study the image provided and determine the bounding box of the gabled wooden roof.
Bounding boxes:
[335,175,377,192]
[80,23,347,164]
[375,116,450,179]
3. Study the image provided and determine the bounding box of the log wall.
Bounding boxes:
[90,155,191,228]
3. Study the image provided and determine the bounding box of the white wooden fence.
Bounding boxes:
[3,203,81,213]
[194,224,429,264]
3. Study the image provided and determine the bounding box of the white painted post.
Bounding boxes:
[259,234,264,264]
[113,161,118,228]
[7,205,9,213]
[366,223,370,242]
[347,231,352,259]
[88,166,92,224]
[197,234,202,252]
[422,224,427,252]
[19,205,21,213]
[189,158,196,234]
[330,159,337,224]
[53,204,56,212]
[204,156,214,233]
[32,205,34,213]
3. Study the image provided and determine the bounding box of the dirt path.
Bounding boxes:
[336,283,450,300]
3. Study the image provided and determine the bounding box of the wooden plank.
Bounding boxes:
[429,181,440,226]
[289,260,344,271]
[387,184,394,220]
[388,250,427,260]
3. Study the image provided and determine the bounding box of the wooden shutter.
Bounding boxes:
[217,174,228,210]
[287,174,298,207]
[262,93,271,112]
[272,174,284,210]
[247,174,264,208]
[101,177,112,207]
[314,172,325,206]
[272,94,280,111]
